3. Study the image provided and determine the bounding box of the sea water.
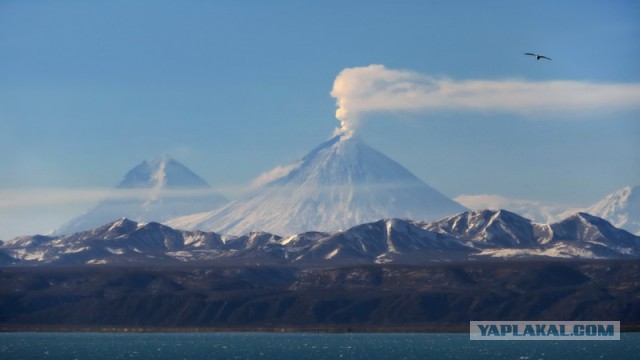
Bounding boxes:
[1,332,638,360]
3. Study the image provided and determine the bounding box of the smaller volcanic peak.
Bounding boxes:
[55,156,228,235]
[586,186,640,235]
[118,155,210,190]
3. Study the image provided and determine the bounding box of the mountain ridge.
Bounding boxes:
[456,185,640,236]
[4,209,638,266]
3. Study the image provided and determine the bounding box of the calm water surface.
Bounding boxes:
[1,332,638,360]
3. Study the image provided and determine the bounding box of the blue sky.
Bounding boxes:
[1,0,639,239]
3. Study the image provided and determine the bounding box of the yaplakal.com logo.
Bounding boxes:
[470,321,620,341]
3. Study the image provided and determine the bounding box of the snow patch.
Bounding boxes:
[106,247,125,255]
[324,247,341,260]
[86,259,108,265]
[62,247,88,254]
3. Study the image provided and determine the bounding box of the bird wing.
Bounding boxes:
[540,56,551,60]
[524,53,537,56]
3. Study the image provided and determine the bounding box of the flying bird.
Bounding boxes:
[525,53,551,61]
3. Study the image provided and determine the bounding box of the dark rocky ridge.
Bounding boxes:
[1,260,639,331]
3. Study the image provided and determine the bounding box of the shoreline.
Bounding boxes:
[2,324,640,333]
[0,325,469,333]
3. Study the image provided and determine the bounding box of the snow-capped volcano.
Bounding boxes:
[55,156,228,235]
[585,186,640,235]
[168,134,466,235]
[118,154,211,189]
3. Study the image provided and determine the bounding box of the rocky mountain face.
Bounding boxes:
[3,210,639,266]
[424,210,640,259]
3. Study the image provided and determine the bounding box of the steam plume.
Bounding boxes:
[330,64,640,134]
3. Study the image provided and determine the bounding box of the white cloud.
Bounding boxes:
[331,64,640,133]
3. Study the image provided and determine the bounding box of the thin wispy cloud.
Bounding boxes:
[0,187,236,210]
[250,161,302,188]
[331,64,640,134]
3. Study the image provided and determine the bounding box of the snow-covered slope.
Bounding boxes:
[4,218,225,265]
[423,209,552,248]
[295,218,471,265]
[4,211,639,266]
[585,186,640,235]
[55,156,228,235]
[442,210,640,260]
[548,212,640,256]
[168,134,466,235]
[456,186,640,236]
